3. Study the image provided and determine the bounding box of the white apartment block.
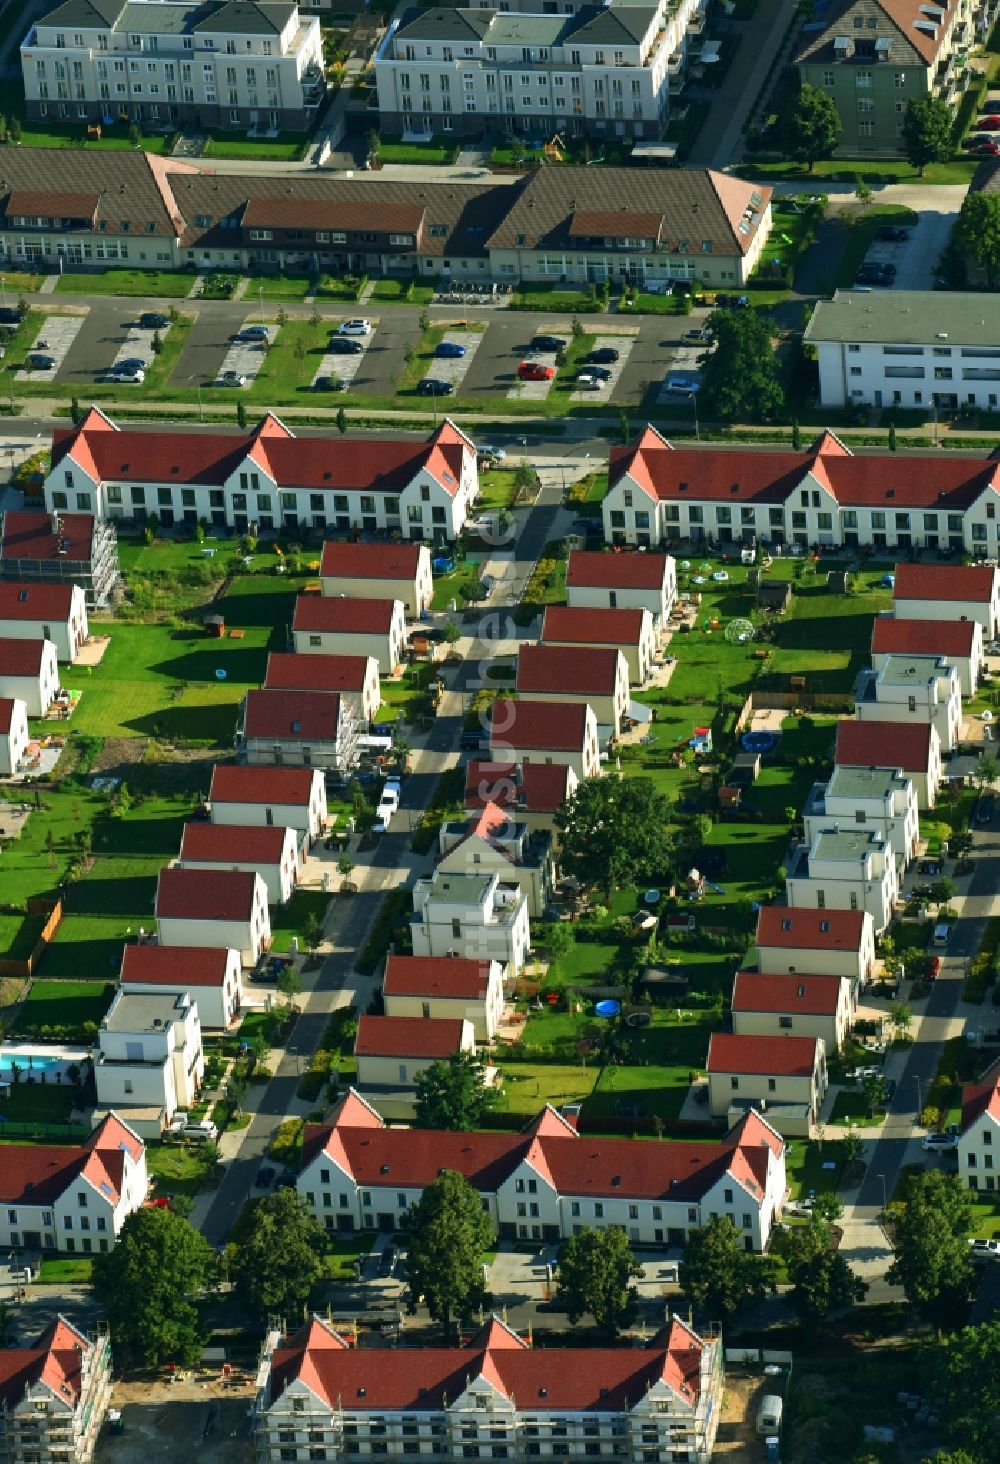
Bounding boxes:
[855,654,963,755]
[410,870,531,976]
[804,764,919,876]
[786,827,899,935]
[93,989,204,1120]
[22,0,324,132]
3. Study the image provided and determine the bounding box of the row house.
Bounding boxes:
[120,941,244,1030]
[265,650,381,727]
[753,905,876,990]
[254,1314,723,1464]
[320,541,433,618]
[855,653,963,755]
[0,511,119,610]
[0,1113,146,1257]
[785,827,899,935]
[237,688,359,773]
[155,865,271,966]
[566,548,676,630]
[706,1033,827,1133]
[516,642,630,736]
[871,614,983,698]
[489,699,602,781]
[804,764,919,875]
[0,1317,112,1464]
[541,603,656,685]
[411,869,531,976]
[0,636,60,718]
[292,594,406,676]
[731,971,853,1053]
[46,409,478,543]
[0,696,29,776]
[893,561,1000,642]
[22,0,325,133]
[835,718,943,811]
[209,763,327,849]
[382,953,505,1043]
[177,820,299,907]
[0,580,88,662]
[354,1014,476,1092]
[601,424,1000,558]
[464,758,578,842]
[437,801,554,917]
[93,988,204,1124]
[297,1089,787,1250]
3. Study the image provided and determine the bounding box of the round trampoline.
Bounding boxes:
[742,731,778,754]
[595,999,621,1019]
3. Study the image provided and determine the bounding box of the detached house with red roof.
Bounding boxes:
[836,717,942,811]
[155,867,270,967]
[542,603,657,685]
[437,802,554,917]
[120,943,243,1031]
[489,699,601,781]
[320,541,433,617]
[706,1033,827,1134]
[754,907,876,989]
[465,759,578,842]
[0,581,88,663]
[0,509,118,609]
[45,411,477,543]
[210,764,327,848]
[296,1089,786,1250]
[382,954,504,1042]
[893,562,1000,642]
[959,1063,1000,1194]
[516,643,630,737]
[265,650,381,726]
[354,1014,476,1095]
[601,425,1000,557]
[0,1112,146,1257]
[0,635,59,717]
[872,613,983,697]
[178,820,300,907]
[565,548,676,630]
[0,1315,112,1464]
[0,696,29,777]
[293,594,406,676]
[254,1312,723,1464]
[731,971,853,1053]
[237,688,359,773]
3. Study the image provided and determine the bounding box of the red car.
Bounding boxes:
[977,116,1000,130]
[518,360,555,382]
[972,140,1000,154]
[927,955,942,981]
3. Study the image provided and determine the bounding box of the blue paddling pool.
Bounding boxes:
[742,731,778,754]
[595,1000,621,1019]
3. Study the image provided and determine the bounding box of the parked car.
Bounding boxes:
[327,336,365,354]
[416,377,454,396]
[378,1245,398,1277]
[922,1132,959,1150]
[969,1238,1000,1261]
[977,115,1000,129]
[111,366,145,384]
[933,923,952,946]
[459,729,489,751]
[926,955,942,980]
[28,353,55,370]
[683,328,714,344]
[139,311,169,330]
[983,99,1000,114]
[117,357,147,373]
[878,1079,897,1107]
[977,794,995,824]
[255,1165,275,1188]
[875,226,910,242]
[476,443,506,461]
[435,340,466,358]
[0,306,24,325]
[219,370,248,387]
[338,318,372,336]
[585,346,620,364]
[969,140,1000,155]
[519,361,555,381]
[575,370,607,390]
[183,1120,218,1142]
[715,293,750,310]
[664,373,701,394]
[239,324,269,342]
[313,375,343,392]
[530,334,566,352]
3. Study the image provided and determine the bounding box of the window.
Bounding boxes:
[822,69,834,85]
[856,70,872,88]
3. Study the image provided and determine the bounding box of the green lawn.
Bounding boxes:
[829,1088,883,1128]
[11,980,114,1035]
[203,133,306,161]
[146,1143,215,1200]
[785,1138,848,1199]
[475,469,520,515]
[510,286,601,313]
[55,270,193,298]
[376,137,458,164]
[370,280,436,305]
[742,158,978,185]
[38,1257,94,1283]
[431,558,487,612]
[324,1230,378,1281]
[377,662,437,723]
[496,1062,595,1117]
[0,1083,79,1124]
[250,274,314,301]
[269,889,331,957]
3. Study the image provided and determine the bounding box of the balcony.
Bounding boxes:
[803,781,829,820]
[687,10,707,33]
[667,49,684,74]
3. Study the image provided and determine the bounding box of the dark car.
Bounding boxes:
[459,729,488,751]
[28,354,55,370]
[378,1245,398,1278]
[0,307,23,325]
[139,311,169,330]
[583,365,613,381]
[327,337,365,354]
[977,794,995,824]
[117,357,147,373]
[530,334,567,353]
[585,346,620,364]
[313,375,343,392]
[275,1172,297,1189]
[876,226,909,243]
[255,1166,276,1188]
[878,1079,897,1109]
[416,378,454,396]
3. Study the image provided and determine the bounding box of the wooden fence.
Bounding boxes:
[0,898,64,978]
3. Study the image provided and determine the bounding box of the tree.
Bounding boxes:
[545,919,576,970]
[955,192,1000,287]
[790,418,802,451]
[975,753,998,790]
[861,1071,886,1117]
[699,308,785,424]
[841,1127,864,1172]
[789,1246,868,1323]
[337,855,356,890]
[510,137,526,169]
[277,963,304,1004]
[403,1170,493,1335]
[810,1192,843,1225]
[554,774,673,900]
[938,1320,1000,1457]
[890,1001,912,1037]
[781,83,841,171]
[931,877,957,906]
[443,619,461,645]
[128,121,142,147]
[902,96,953,175]
[680,1215,769,1322]
[555,1226,643,1337]
[854,175,873,207]
[366,127,381,164]
[414,1050,494,1130]
[886,1170,975,1331]
[91,1207,215,1367]
[70,397,84,426]
[151,330,163,356]
[335,406,348,434]
[230,1189,327,1320]
[235,398,248,430]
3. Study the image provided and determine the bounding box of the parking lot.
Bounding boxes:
[569,331,636,403]
[17,312,86,382]
[213,320,276,387]
[421,327,485,389]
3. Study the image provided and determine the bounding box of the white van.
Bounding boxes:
[756,1396,783,1435]
[183,1120,218,1142]
[933,923,952,946]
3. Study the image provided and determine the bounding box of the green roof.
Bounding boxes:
[805,289,1000,348]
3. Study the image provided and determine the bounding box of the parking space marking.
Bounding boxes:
[215,320,277,387]
[422,329,484,389]
[569,333,634,404]
[310,335,373,391]
[109,322,170,376]
[508,348,558,401]
[17,313,86,382]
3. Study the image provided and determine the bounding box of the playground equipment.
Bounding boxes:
[725,618,756,645]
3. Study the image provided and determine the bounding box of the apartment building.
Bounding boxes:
[855,653,963,754]
[805,291,1000,411]
[602,424,1000,557]
[296,1089,787,1250]
[0,1318,112,1464]
[871,614,983,697]
[93,988,204,1122]
[254,1314,723,1464]
[0,510,119,609]
[22,0,325,132]
[411,869,531,975]
[803,764,919,874]
[785,827,899,934]
[795,0,994,156]
[46,410,478,543]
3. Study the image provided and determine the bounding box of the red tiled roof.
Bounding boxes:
[542,604,647,646]
[489,700,590,753]
[0,1112,140,1208]
[517,644,623,696]
[121,943,234,988]
[464,761,572,814]
[269,1315,706,1415]
[835,719,934,774]
[707,1032,820,1078]
[293,595,398,635]
[0,636,50,676]
[961,1067,1000,1133]
[566,549,671,590]
[383,955,493,1000]
[0,1317,94,1413]
[266,651,372,694]
[243,689,341,741]
[871,616,978,658]
[732,971,844,1016]
[355,1014,469,1059]
[893,563,997,605]
[756,906,867,952]
[210,763,317,806]
[180,822,292,865]
[88,1110,144,1165]
[320,542,424,580]
[0,582,76,621]
[0,511,95,564]
[156,866,259,922]
[0,697,17,734]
